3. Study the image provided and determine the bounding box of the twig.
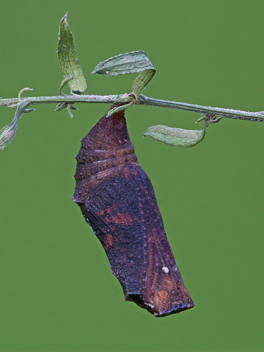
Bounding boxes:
[1,93,263,122]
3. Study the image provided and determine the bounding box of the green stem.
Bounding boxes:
[0,93,263,122]
[137,95,264,122]
[0,93,132,108]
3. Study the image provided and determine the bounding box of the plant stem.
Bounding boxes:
[0,93,132,108]
[137,95,264,122]
[1,93,263,122]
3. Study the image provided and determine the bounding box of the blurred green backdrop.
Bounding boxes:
[1,1,264,351]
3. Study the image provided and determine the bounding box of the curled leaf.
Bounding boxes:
[132,68,156,99]
[57,13,87,93]
[144,119,210,148]
[0,100,30,150]
[92,51,155,76]
[106,101,134,117]
[92,51,156,99]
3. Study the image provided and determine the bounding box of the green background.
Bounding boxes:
[1,1,263,351]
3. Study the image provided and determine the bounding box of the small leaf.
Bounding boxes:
[92,51,155,76]
[55,102,68,111]
[132,68,156,99]
[67,103,75,118]
[106,101,134,117]
[57,13,87,93]
[0,100,30,150]
[144,120,210,148]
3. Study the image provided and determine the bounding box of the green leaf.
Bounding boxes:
[106,101,134,117]
[144,120,210,148]
[92,51,155,76]
[0,100,30,150]
[57,13,87,93]
[132,68,156,99]
[92,51,156,99]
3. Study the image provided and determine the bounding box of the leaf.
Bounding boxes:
[92,51,155,76]
[92,51,156,98]
[132,68,156,99]
[57,13,87,93]
[106,101,135,117]
[144,120,210,148]
[0,100,30,150]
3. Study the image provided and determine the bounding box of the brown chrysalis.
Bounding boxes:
[73,106,194,317]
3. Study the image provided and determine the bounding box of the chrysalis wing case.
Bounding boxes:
[73,106,194,317]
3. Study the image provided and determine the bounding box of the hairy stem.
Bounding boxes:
[0,93,132,108]
[137,95,264,122]
[0,93,263,122]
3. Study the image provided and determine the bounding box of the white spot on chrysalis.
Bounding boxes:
[162,266,169,274]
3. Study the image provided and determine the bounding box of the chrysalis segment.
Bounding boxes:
[73,107,194,317]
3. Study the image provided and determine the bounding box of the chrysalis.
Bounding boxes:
[73,106,194,317]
